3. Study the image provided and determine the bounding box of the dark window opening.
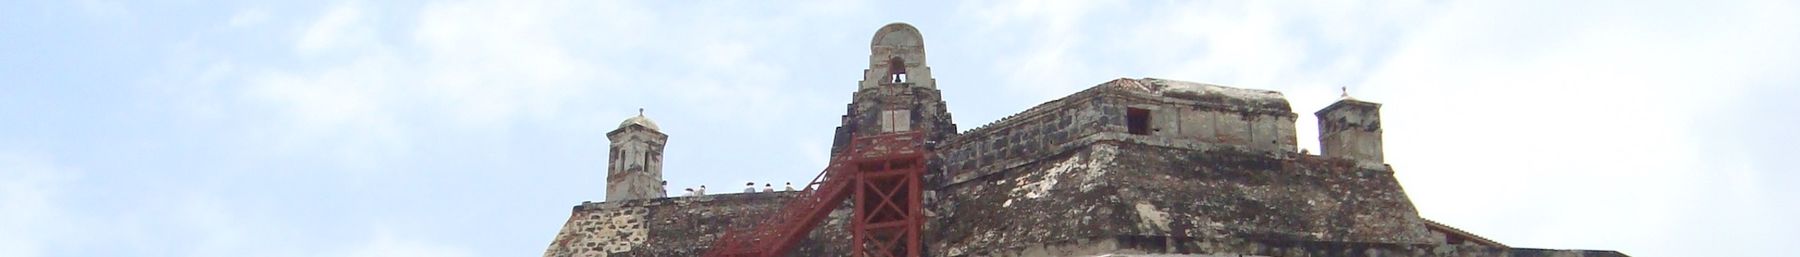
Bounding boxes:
[1127,108,1151,135]
[887,56,908,84]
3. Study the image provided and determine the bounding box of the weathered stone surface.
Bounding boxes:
[544,192,852,257]
[551,23,1624,257]
[834,23,959,154]
[929,136,1435,256]
[1317,98,1384,163]
[605,116,667,202]
[550,77,1625,256]
[937,78,1302,188]
[1046,238,1628,257]
[863,23,934,90]
[834,85,959,153]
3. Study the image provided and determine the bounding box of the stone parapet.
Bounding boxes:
[961,236,1626,257]
[544,192,852,257]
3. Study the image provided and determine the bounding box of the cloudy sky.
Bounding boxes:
[3,1,1796,256]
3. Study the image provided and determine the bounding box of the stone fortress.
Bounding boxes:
[543,23,1627,257]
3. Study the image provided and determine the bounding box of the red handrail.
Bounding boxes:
[702,131,925,257]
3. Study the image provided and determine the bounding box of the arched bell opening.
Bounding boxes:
[887,56,908,84]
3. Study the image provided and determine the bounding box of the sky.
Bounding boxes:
[2,1,1796,256]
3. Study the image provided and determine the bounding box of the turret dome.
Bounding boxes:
[618,110,660,131]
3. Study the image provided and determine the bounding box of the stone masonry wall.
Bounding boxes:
[546,143,1628,257]
[936,83,1111,185]
[835,85,959,155]
[1009,236,1628,257]
[929,137,1438,256]
[1128,78,1298,153]
[938,78,1299,187]
[605,126,667,202]
[1316,99,1384,163]
[543,192,852,257]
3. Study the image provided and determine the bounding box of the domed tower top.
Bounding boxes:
[617,108,660,131]
[861,23,934,90]
[870,23,926,63]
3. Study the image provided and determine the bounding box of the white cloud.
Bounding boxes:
[960,0,1443,149]
[171,195,266,257]
[0,148,478,257]
[1362,0,1800,254]
[0,151,76,257]
[107,0,1798,256]
[226,0,636,170]
[959,0,1800,255]
[244,53,413,171]
[411,0,605,126]
[957,0,1105,99]
[297,2,376,55]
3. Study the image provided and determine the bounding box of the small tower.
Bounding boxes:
[832,22,958,153]
[606,109,668,202]
[1315,93,1384,163]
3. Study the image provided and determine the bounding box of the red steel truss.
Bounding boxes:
[703,131,927,257]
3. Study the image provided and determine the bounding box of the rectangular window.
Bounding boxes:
[1127,108,1151,135]
[880,110,912,132]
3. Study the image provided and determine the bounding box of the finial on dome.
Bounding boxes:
[618,108,661,131]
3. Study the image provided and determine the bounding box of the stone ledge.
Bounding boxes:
[945,131,1357,187]
[576,191,805,211]
[954,235,1627,257]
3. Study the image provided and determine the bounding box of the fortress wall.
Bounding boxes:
[547,76,1628,256]
[548,130,1617,257]
[977,236,1627,257]
[939,79,1300,187]
[930,138,1438,256]
[1100,141,1433,244]
[1144,88,1298,153]
[542,192,851,257]
[938,83,1116,185]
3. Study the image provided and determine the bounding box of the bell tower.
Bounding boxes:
[832,23,958,153]
[606,109,668,202]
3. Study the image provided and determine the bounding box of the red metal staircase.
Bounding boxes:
[703,131,927,257]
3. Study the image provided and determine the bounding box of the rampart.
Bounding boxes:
[928,136,1437,256]
[938,78,1299,186]
[543,192,851,257]
[978,237,1627,257]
